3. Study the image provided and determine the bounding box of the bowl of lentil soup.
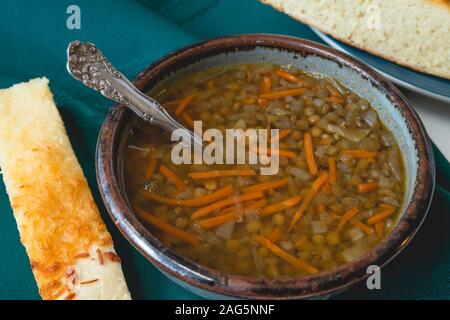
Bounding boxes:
[96,34,434,299]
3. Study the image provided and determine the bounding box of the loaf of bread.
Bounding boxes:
[0,78,131,300]
[261,0,450,79]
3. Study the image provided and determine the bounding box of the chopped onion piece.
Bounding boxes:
[245,210,260,221]
[388,147,402,181]
[234,119,247,129]
[311,221,328,234]
[176,188,193,200]
[289,101,304,112]
[337,161,353,174]
[204,232,222,245]
[341,197,359,206]
[360,209,375,219]
[380,196,400,207]
[215,221,235,240]
[289,167,311,181]
[319,212,333,223]
[358,137,380,151]
[279,241,294,251]
[347,227,364,242]
[314,145,328,157]
[326,124,370,142]
[363,110,378,127]
[342,246,365,262]
[270,107,292,116]
[274,119,293,129]
[380,133,395,147]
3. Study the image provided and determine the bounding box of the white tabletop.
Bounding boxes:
[402,89,450,162]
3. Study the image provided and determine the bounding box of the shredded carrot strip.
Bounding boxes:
[375,222,384,238]
[220,196,268,215]
[260,87,307,100]
[254,235,319,274]
[269,227,284,242]
[135,207,200,246]
[180,112,195,128]
[336,207,360,231]
[304,132,318,176]
[191,191,264,220]
[330,212,341,220]
[327,85,344,99]
[260,195,302,217]
[328,157,336,184]
[175,95,195,116]
[198,211,239,230]
[276,149,297,158]
[258,76,271,108]
[289,172,329,230]
[242,199,268,213]
[367,207,395,225]
[294,235,308,249]
[325,96,345,104]
[269,129,293,142]
[275,69,301,83]
[219,205,237,215]
[357,182,378,193]
[198,199,267,230]
[317,204,326,214]
[159,164,187,192]
[143,184,233,207]
[251,147,297,159]
[352,220,374,235]
[261,76,271,93]
[145,147,157,179]
[318,136,333,145]
[243,96,257,104]
[258,76,272,108]
[342,149,377,158]
[188,169,256,180]
[242,178,289,194]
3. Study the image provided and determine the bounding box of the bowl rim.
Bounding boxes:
[96,34,435,299]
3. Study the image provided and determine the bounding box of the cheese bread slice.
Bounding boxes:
[0,78,131,300]
[260,0,450,79]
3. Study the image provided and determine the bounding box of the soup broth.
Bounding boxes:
[123,63,405,277]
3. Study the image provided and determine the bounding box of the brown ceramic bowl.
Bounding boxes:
[96,34,435,299]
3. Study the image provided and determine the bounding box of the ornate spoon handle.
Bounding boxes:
[66,41,202,148]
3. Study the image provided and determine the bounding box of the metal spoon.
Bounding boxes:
[66,40,203,149]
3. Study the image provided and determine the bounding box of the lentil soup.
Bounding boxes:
[123,63,405,278]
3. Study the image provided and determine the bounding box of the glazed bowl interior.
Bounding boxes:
[146,48,417,217]
[97,35,434,299]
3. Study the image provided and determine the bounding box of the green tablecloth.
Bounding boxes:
[0,0,448,300]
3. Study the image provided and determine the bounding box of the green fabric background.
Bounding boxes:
[0,0,448,300]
